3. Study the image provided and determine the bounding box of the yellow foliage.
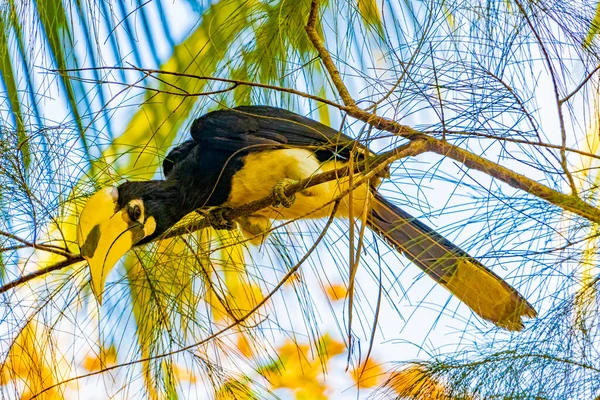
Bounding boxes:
[172,363,197,384]
[261,337,347,399]
[82,344,117,372]
[584,0,600,47]
[0,321,59,399]
[237,332,255,358]
[357,0,383,33]
[215,378,254,399]
[127,256,162,400]
[572,95,600,327]
[388,365,452,399]
[352,357,385,388]
[315,334,346,362]
[205,232,265,322]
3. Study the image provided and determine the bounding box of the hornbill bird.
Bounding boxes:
[78,105,536,330]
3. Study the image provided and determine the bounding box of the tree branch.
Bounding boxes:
[0,230,72,259]
[31,200,343,399]
[0,140,428,295]
[304,0,600,225]
[513,0,577,195]
[305,0,356,108]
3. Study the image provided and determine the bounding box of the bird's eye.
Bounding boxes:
[128,204,142,221]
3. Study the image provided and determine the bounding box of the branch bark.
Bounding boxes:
[9,2,599,307]
[0,140,428,295]
[304,0,600,224]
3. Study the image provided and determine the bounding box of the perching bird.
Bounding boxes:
[77,105,536,330]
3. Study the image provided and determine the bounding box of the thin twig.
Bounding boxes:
[560,64,600,104]
[0,230,74,259]
[303,0,600,225]
[0,258,82,294]
[514,0,577,195]
[430,45,447,141]
[305,0,356,107]
[0,140,428,295]
[53,66,345,110]
[31,201,342,399]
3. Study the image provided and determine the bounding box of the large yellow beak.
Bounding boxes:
[77,187,155,304]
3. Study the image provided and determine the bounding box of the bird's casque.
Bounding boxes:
[77,106,536,329]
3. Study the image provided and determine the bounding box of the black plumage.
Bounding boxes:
[121,106,366,242]
[108,105,535,329]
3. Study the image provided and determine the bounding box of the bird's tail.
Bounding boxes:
[368,192,536,331]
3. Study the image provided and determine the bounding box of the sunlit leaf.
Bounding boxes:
[82,343,117,372]
[325,283,347,301]
[572,96,600,331]
[162,359,180,400]
[0,320,59,399]
[237,332,255,358]
[584,1,600,48]
[260,338,337,399]
[127,254,167,400]
[442,4,455,30]
[0,11,27,171]
[387,365,451,399]
[357,0,383,34]
[315,334,345,362]
[215,378,255,400]
[172,363,198,384]
[352,357,385,388]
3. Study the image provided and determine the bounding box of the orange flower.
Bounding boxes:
[352,357,385,388]
[325,284,347,301]
[316,334,346,362]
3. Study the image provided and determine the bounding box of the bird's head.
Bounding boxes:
[77,181,181,304]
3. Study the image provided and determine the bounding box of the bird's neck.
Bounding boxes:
[138,180,198,242]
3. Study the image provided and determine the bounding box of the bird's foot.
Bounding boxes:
[272,178,297,208]
[198,207,235,231]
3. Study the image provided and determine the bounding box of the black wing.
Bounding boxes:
[163,107,288,178]
[163,139,197,178]
[190,106,365,162]
[164,105,371,178]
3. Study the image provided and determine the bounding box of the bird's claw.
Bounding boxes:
[272,178,297,208]
[198,207,235,230]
